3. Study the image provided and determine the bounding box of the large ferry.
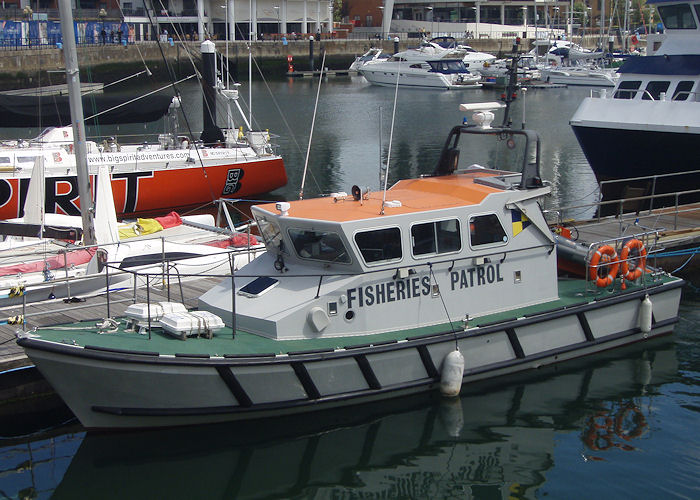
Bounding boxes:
[569,0,700,202]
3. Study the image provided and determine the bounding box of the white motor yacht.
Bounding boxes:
[360,58,482,89]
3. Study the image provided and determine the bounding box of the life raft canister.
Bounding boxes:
[620,238,647,282]
[588,244,619,288]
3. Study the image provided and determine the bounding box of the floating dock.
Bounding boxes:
[286,69,352,77]
[549,202,700,282]
[0,82,104,96]
[0,276,221,373]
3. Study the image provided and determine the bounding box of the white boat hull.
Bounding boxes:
[361,67,481,89]
[19,280,683,429]
[541,68,618,86]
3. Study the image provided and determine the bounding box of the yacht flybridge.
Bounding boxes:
[17,96,684,429]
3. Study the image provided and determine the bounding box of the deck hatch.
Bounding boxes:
[238,276,279,298]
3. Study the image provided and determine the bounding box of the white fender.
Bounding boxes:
[440,350,465,397]
[639,294,652,333]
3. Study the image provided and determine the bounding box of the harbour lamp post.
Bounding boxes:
[274,5,280,35]
[328,1,333,36]
[426,6,433,35]
[378,5,384,38]
[522,5,527,37]
[587,6,592,36]
[554,6,559,31]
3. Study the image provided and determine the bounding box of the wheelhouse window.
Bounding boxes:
[614,80,641,99]
[657,4,697,29]
[288,229,350,263]
[255,215,283,249]
[642,81,671,100]
[411,219,461,257]
[469,214,508,247]
[355,227,402,264]
[673,81,695,101]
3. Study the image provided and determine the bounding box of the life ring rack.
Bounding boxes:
[620,238,647,282]
[588,244,619,288]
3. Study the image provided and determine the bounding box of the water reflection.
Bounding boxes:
[28,340,674,500]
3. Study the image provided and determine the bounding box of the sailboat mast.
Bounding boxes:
[58,0,96,246]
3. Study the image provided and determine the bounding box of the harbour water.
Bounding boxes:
[0,77,698,498]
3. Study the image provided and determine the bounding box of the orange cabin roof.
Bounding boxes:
[256,172,503,223]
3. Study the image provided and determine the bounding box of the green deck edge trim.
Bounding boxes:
[28,276,679,356]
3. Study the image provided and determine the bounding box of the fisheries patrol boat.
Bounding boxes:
[0,41,287,219]
[16,93,684,429]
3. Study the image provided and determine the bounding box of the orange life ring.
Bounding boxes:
[620,239,647,282]
[588,245,619,288]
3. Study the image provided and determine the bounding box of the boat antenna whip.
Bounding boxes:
[380,59,401,215]
[500,37,521,129]
[299,49,326,200]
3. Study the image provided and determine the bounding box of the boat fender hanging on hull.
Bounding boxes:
[440,349,465,397]
[639,294,652,334]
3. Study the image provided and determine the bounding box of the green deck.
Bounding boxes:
[27,276,678,356]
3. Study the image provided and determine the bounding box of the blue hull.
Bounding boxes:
[571,124,700,211]
[571,124,699,180]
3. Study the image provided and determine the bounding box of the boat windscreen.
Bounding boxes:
[428,60,467,73]
[288,228,351,264]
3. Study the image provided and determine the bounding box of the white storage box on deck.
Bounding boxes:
[160,310,225,340]
[124,301,188,333]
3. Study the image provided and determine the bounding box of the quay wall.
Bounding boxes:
[0,36,622,90]
[0,38,529,89]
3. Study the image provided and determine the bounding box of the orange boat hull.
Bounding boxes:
[0,157,287,218]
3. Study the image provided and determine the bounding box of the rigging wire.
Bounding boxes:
[299,50,327,200]
[381,59,401,215]
[141,1,218,203]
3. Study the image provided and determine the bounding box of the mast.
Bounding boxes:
[58,0,96,246]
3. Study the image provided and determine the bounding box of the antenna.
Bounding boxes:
[381,59,401,215]
[299,50,327,200]
[500,37,521,128]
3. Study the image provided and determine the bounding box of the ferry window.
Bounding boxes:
[288,229,350,264]
[255,215,283,249]
[642,81,670,100]
[17,156,38,163]
[673,81,694,101]
[0,157,10,164]
[411,219,461,256]
[614,80,641,99]
[469,214,508,247]
[657,4,697,29]
[355,227,402,264]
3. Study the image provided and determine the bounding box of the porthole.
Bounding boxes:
[345,310,355,321]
